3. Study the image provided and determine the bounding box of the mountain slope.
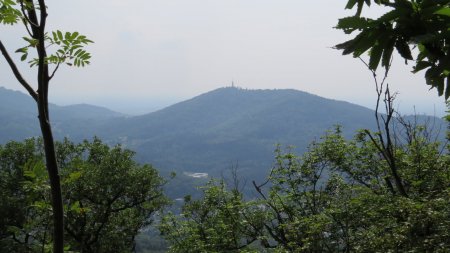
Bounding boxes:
[0,87,39,142]
[98,87,377,180]
[1,86,446,197]
[3,86,445,180]
[0,87,124,143]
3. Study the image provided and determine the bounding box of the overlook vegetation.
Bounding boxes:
[1,0,449,252]
[160,119,450,252]
[1,106,449,252]
[0,138,168,252]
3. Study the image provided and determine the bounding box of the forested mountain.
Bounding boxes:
[0,86,445,186]
[1,86,448,252]
[98,87,377,180]
[0,87,124,143]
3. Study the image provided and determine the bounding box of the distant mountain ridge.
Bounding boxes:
[0,86,446,188]
[0,87,124,143]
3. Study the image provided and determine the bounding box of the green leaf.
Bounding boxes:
[425,67,444,95]
[23,169,36,179]
[52,31,58,41]
[381,37,395,69]
[3,0,17,5]
[395,39,413,60]
[376,9,402,23]
[336,16,372,34]
[70,201,81,212]
[73,49,83,56]
[335,30,376,56]
[68,171,82,182]
[345,0,358,9]
[71,31,79,40]
[31,200,51,210]
[356,2,363,16]
[352,29,382,57]
[434,7,450,17]
[64,31,70,40]
[412,61,432,73]
[57,30,63,41]
[369,41,383,71]
[15,47,27,53]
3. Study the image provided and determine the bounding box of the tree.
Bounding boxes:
[161,103,450,252]
[0,138,169,252]
[0,139,47,252]
[250,64,450,251]
[160,1,450,250]
[334,0,450,99]
[0,1,92,252]
[160,179,265,253]
[251,144,344,252]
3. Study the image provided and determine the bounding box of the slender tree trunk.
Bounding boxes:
[0,38,64,252]
[37,105,64,253]
[2,1,94,250]
[31,0,65,250]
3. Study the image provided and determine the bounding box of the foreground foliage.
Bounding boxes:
[1,0,93,251]
[335,0,450,98]
[0,138,168,253]
[162,114,450,252]
[160,180,266,253]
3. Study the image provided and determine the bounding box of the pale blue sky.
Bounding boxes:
[0,0,446,115]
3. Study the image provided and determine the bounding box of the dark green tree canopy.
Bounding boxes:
[0,138,168,253]
[335,0,450,99]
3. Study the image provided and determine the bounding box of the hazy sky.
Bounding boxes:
[0,0,447,115]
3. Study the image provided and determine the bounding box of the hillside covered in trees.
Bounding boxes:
[1,0,449,252]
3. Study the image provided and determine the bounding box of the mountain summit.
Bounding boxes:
[98,87,376,178]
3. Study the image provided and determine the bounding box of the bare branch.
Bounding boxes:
[49,61,60,80]
[360,56,408,197]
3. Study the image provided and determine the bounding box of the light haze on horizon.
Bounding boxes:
[0,0,446,116]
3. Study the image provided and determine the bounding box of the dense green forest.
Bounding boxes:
[159,117,450,252]
[1,0,449,252]
[0,138,168,252]
[1,106,449,252]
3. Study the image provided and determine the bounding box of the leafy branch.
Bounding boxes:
[335,0,450,99]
